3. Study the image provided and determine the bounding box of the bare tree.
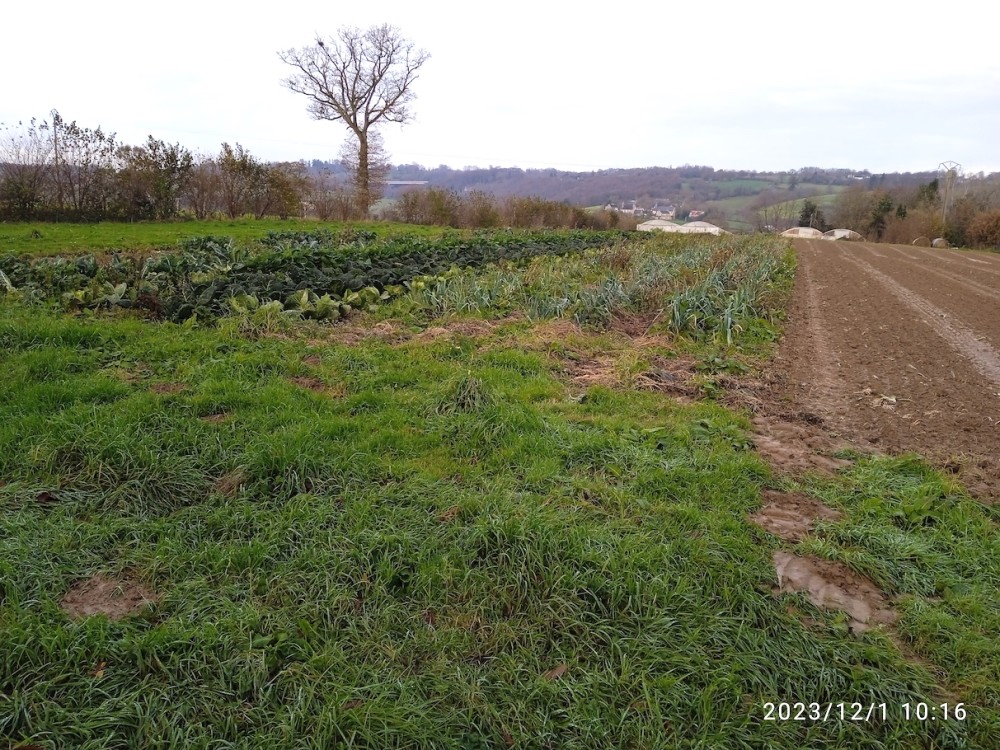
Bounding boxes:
[278,24,429,216]
[830,184,874,233]
[184,154,221,219]
[0,118,53,220]
[50,111,118,217]
[746,193,797,233]
[217,142,268,219]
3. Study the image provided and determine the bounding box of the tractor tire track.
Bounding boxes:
[837,248,1000,386]
[768,239,1000,500]
[846,243,1000,352]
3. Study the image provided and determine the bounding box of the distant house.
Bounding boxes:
[605,200,648,216]
[687,209,705,220]
[652,203,676,220]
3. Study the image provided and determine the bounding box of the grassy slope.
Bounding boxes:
[768,191,845,216]
[0,236,997,748]
[706,185,848,231]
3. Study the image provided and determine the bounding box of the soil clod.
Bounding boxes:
[751,416,852,475]
[772,552,897,634]
[150,382,185,395]
[750,490,843,541]
[214,470,246,498]
[60,574,156,621]
[36,490,60,505]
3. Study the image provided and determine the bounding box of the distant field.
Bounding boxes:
[769,191,844,217]
[705,184,848,230]
[704,195,761,225]
[681,178,777,196]
[713,178,776,194]
[0,219,448,257]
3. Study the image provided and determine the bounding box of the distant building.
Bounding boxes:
[780,227,824,238]
[638,219,728,236]
[678,220,727,235]
[637,219,679,232]
[821,228,863,241]
[687,209,705,220]
[605,200,650,216]
[652,203,676,220]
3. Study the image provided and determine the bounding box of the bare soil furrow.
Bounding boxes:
[942,250,1000,267]
[903,244,1000,274]
[844,244,1000,353]
[771,239,1000,500]
[837,249,1000,387]
[896,257,1000,302]
[858,243,1000,306]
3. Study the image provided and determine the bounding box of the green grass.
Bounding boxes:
[0,234,997,748]
[768,191,845,218]
[0,219,453,258]
[703,195,761,231]
[710,178,776,194]
[703,186,849,232]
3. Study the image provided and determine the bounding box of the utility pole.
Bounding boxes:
[938,160,961,225]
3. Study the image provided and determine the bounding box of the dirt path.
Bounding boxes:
[767,239,1000,499]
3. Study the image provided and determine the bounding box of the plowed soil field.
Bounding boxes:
[770,239,1000,499]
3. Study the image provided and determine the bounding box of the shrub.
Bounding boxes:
[968,209,1000,249]
[391,188,623,231]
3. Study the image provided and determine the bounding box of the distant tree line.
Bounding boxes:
[390,188,630,230]
[7,112,997,244]
[0,111,338,222]
[0,111,629,230]
[385,164,882,209]
[824,177,1000,248]
[743,173,1000,249]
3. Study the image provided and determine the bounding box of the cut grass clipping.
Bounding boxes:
[0,229,996,748]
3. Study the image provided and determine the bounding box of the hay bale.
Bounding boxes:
[931,238,950,249]
[911,236,931,247]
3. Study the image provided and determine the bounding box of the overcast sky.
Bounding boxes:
[3,1,998,174]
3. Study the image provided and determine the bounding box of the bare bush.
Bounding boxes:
[0,118,53,220]
[968,209,1000,249]
[184,156,220,219]
[881,207,944,245]
[308,169,358,221]
[389,188,621,230]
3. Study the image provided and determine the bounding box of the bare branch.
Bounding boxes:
[278,24,429,215]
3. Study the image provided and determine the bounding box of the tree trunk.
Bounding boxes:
[357,132,370,219]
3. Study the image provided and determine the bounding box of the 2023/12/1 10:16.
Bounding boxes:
[762,702,967,722]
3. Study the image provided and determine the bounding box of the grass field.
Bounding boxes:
[768,191,844,218]
[1,229,997,748]
[0,219,450,258]
[705,185,848,232]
